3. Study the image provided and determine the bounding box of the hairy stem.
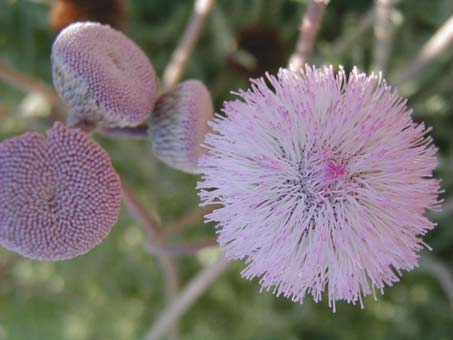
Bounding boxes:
[145,255,231,340]
[162,0,215,91]
[288,0,327,70]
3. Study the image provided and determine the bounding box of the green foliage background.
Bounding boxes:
[0,0,452,339]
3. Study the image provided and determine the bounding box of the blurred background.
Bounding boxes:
[0,0,452,339]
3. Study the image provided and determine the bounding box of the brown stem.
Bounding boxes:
[162,0,215,91]
[393,16,453,86]
[0,58,65,121]
[145,254,230,340]
[69,118,97,133]
[288,0,327,70]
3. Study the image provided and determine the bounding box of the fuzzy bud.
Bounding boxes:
[150,80,214,174]
[52,22,158,128]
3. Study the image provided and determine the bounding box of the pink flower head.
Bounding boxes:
[0,122,122,260]
[52,22,158,128]
[150,80,214,174]
[197,65,441,310]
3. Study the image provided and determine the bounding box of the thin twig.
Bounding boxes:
[147,238,218,256]
[121,181,180,339]
[122,181,160,235]
[162,0,215,91]
[0,58,65,121]
[97,125,149,139]
[372,0,397,74]
[159,205,217,239]
[288,0,327,70]
[332,8,374,55]
[393,16,453,86]
[122,182,216,256]
[145,254,231,340]
[157,257,180,340]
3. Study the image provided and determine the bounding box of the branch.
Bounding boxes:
[145,254,231,340]
[372,0,398,74]
[147,238,218,256]
[122,182,217,256]
[121,181,181,339]
[288,0,327,70]
[122,180,160,236]
[0,58,65,121]
[393,16,453,86]
[332,8,374,55]
[97,125,149,139]
[156,256,180,340]
[158,205,217,239]
[162,0,215,91]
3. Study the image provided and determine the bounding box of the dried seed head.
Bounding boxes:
[150,80,214,174]
[0,122,122,260]
[52,22,158,128]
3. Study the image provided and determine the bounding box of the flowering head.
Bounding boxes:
[51,22,158,128]
[150,80,214,174]
[0,122,122,260]
[197,65,441,310]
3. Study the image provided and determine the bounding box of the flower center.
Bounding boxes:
[321,160,347,186]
